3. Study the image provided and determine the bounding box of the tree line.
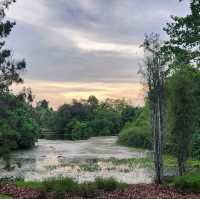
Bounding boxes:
[36,97,140,140]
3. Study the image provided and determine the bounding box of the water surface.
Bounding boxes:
[0,136,154,183]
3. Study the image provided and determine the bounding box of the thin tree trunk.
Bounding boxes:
[153,95,163,184]
[178,158,186,176]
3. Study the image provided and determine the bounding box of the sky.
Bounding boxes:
[5,0,189,109]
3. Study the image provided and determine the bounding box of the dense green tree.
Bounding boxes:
[37,99,49,109]
[0,121,18,170]
[163,0,200,67]
[0,92,39,148]
[121,105,141,125]
[70,100,90,121]
[167,66,197,175]
[0,0,26,92]
[118,104,152,150]
[0,91,39,168]
[69,120,93,140]
[51,96,135,140]
[163,1,200,174]
[192,132,200,160]
[54,104,72,138]
[88,95,98,108]
[36,100,55,131]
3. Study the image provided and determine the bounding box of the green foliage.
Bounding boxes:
[0,121,18,170]
[95,177,125,191]
[192,133,200,160]
[173,173,200,193]
[0,1,39,164]
[77,182,97,197]
[15,180,44,189]
[0,92,39,154]
[69,120,92,140]
[43,177,77,194]
[49,96,138,140]
[118,126,151,149]
[166,66,198,175]
[0,195,13,199]
[163,0,200,68]
[14,177,126,197]
[0,0,26,92]
[118,105,151,150]
[35,100,55,133]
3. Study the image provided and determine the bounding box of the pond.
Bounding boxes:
[0,136,155,184]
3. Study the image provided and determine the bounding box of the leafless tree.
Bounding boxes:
[140,33,167,184]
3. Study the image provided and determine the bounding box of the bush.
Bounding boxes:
[14,177,126,196]
[0,93,39,151]
[118,104,152,150]
[43,177,78,193]
[118,126,152,149]
[78,182,97,197]
[192,133,200,160]
[95,177,125,191]
[173,173,200,193]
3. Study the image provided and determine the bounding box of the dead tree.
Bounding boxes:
[140,33,166,184]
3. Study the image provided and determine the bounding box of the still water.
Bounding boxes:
[0,137,154,183]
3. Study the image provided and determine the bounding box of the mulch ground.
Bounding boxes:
[0,184,200,199]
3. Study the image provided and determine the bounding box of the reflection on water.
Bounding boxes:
[0,136,154,183]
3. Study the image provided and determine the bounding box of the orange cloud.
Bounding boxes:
[11,79,145,109]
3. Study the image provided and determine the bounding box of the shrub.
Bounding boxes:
[118,104,152,150]
[77,182,97,197]
[118,126,152,149]
[43,177,78,193]
[95,177,125,191]
[192,133,200,160]
[14,177,127,197]
[173,173,200,193]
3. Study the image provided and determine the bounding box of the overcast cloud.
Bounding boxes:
[6,0,189,108]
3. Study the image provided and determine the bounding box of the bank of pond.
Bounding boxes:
[0,174,200,199]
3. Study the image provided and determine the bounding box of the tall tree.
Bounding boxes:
[0,0,28,166]
[0,0,26,92]
[163,0,200,67]
[167,66,197,175]
[141,33,166,184]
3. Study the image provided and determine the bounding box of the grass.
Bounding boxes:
[164,155,200,169]
[80,163,99,172]
[110,157,153,168]
[0,195,13,199]
[12,177,126,196]
[43,177,77,193]
[15,180,44,189]
[95,177,126,191]
[173,173,200,193]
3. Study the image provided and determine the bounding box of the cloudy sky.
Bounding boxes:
[5,0,189,109]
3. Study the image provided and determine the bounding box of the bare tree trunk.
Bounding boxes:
[178,157,186,176]
[141,33,166,184]
[153,96,164,184]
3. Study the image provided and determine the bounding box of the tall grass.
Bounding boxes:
[14,177,126,197]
